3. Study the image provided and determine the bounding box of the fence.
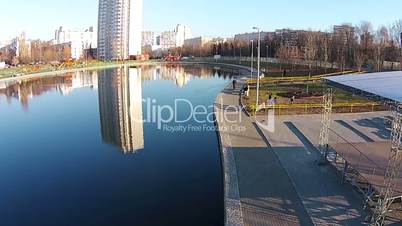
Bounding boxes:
[249,102,385,115]
[194,56,338,69]
[325,128,387,204]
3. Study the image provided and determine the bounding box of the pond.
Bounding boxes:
[0,64,240,226]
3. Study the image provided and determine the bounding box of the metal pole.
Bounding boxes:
[251,40,254,78]
[254,27,261,113]
[240,47,242,64]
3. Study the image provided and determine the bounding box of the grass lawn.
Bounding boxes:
[0,60,160,79]
[244,81,371,107]
[213,59,341,77]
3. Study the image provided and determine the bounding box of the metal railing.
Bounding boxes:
[250,102,383,115]
[325,128,386,204]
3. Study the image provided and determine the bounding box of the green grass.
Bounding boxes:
[0,60,161,79]
[245,81,371,106]
[210,59,340,77]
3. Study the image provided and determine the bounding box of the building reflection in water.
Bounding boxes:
[98,66,144,154]
[140,64,234,87]
[0,64,234,111]
[0,64,235,153]
[0,70,98,111]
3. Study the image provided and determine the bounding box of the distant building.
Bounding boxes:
[97,0,143,60]
[175,24,192,47]
[156,31,176,50]
[234,32,273,42]
[274,29,305,46]
[142,31,156,47]
[145,24,192,51]
[333,24,356,45]
[0,32,32,63]
[211,37,228,44]
[184,37,212,49]
[54,26,97,59]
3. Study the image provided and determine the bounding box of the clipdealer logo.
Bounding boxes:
[136,98,245,133]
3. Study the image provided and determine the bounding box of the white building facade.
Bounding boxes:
[144,24,192,51]
[97,0,143,60]
[54,26,97,60]
[175,24,192,47]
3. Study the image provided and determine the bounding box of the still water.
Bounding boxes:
[0,64,239,226]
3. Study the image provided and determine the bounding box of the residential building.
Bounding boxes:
[234,32,273,42]
[274,29,304,46]
[54,26,97,59]
[333,24,356,45]
[97,0,143,60]
[142,31,156,47]
[183,37,212,49]
[156,31,176,50]
[0,32,32,63]
[175,24,192,47]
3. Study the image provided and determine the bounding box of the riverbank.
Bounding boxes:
[0,60,254,83]
[0,60,162,82]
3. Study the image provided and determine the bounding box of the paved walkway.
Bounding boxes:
[214,78,379,225]
[215,81,313,226]
[256,114,373,225]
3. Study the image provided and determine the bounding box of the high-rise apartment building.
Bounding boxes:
[175,24,192,47]
[97,0,143,60]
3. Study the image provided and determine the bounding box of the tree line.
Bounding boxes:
[173,20,402,72]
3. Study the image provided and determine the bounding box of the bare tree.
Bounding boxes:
[390,20,402,69]
[304,32,318,76]
[320,33,332,72]
[374,26,390,71]
[276,44,288,72]
[354,47,365,71]
[357,21,374,65]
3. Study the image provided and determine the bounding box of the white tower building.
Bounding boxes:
[97,0,143,60]
[175,24,192,47]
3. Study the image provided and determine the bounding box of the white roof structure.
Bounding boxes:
[326,71,402,103]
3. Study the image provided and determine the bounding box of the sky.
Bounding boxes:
[1,0,402,43]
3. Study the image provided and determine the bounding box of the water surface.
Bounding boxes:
[0,64,239,226]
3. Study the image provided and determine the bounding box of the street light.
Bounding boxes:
[253,27,261,114]
[266,45,269,58]
[251,40,254,78]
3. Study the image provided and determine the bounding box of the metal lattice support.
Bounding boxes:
[319,88,333,163]
[371,105,402,226]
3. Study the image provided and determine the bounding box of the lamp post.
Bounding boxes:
[251,40,254,78]
[253,27,261,113]
[266,45,269,58]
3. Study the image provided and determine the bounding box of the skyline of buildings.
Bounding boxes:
[97,0,143,60]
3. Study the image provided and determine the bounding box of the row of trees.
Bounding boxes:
[171,20,402,72]
[0,37,96,66]
[0,39,73,65]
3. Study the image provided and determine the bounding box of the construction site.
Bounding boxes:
[249,71,402,225]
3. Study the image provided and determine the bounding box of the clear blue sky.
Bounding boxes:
[2,0,402,42]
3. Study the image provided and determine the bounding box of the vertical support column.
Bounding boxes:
[319,88,333,164]
[371,105,402,225]
[342,161,349,184]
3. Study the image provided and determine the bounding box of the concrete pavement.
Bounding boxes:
[214,77,382,225]
[215,81,314,226]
